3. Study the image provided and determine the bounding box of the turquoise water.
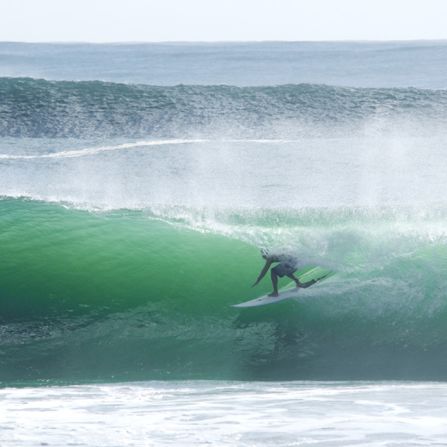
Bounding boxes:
[2,198,447,383]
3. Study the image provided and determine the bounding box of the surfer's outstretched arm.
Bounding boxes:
[252,260,272,287]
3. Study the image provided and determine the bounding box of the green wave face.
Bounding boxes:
[3,198,447,384]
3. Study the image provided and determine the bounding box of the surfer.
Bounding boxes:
[252,249,319,297]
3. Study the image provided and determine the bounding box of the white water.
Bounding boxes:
[2,381,447,446]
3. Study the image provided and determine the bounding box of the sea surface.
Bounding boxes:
[2,41,447,445]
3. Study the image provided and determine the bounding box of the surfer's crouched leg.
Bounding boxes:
[289,276,302,288]
[273,263,299,288]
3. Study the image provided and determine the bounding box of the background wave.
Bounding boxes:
[2,78,447,139]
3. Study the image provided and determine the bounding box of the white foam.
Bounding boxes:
[1,381,447,447]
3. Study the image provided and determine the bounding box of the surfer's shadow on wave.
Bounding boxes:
[231,316,315,372]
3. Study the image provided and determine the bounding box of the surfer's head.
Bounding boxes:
[260,248,270,259]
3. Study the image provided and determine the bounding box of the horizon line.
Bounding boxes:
[2,38,447,45]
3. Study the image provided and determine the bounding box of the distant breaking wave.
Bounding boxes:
[0,139,205,159]
[0,138,307,160]
[2,77,447,138]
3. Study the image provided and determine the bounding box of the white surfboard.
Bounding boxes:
[231,288,302,308]
[231,267,334,308]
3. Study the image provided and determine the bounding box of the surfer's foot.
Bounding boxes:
[268,291,279,297]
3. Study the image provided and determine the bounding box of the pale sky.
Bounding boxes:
[1,0,447,42]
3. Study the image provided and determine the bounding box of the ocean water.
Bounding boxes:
[2,41,447,445]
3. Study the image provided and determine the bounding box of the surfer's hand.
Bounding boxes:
[252,281,259,287]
